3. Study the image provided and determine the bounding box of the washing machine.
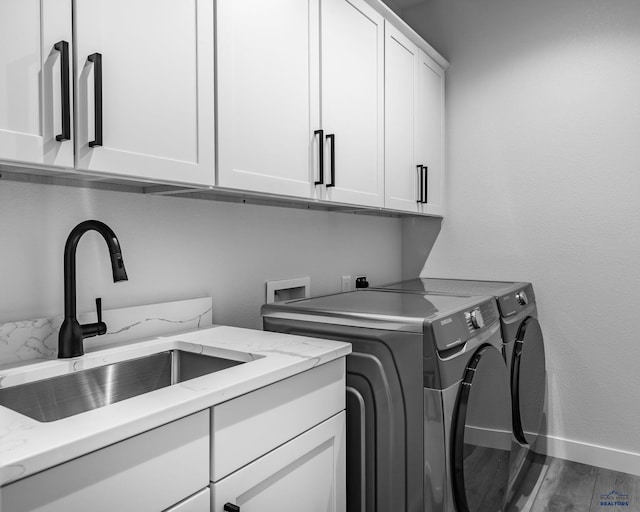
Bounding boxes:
[372,278,546,450]
[262,289,513,512]
[372,279,547,510]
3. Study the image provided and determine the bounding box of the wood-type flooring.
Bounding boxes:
[506,452,640,512]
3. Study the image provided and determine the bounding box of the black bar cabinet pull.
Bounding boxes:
[224,504,240,512]
[326,133,335,187]
[417,165,424,203]
[54,41,71,142]
[88,53,103,148]
[422,165,429,204]
[314,129,324,185]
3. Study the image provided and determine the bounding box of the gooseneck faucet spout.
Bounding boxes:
[58,220,128,358]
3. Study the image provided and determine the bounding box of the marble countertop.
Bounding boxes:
[0,325,351,487]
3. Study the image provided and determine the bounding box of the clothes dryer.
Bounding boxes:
[262,290,512,512]
[373,278,547,451]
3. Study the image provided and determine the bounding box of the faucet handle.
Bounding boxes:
[80,297,107,339]
[96,297,103,323]
[94,297,106,335]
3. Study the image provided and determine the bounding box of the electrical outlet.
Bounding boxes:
[341,275,352,292]
[355,276,369,289]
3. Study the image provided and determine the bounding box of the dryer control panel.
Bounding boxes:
[497,283,535,317]
[429,298,499,352]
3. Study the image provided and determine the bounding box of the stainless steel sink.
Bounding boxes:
[0,350,244,422]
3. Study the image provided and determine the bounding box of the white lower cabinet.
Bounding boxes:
[0,359,347,512]
[211,412,346,512]
[0,411,210,512]
[211,359,347,512]
[167,489,211,512]
[211,358,345,481]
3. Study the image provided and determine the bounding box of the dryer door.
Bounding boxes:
[511,316,546,447]
[451,344,512,512]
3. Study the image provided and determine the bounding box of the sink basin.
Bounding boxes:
[0,350,244,422]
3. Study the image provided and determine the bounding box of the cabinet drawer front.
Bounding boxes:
[1,411,209,512]
[166,488,210,512]
[211,359,345,481]
[212,411,346,512]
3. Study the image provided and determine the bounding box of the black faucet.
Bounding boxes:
[58,220,128,358]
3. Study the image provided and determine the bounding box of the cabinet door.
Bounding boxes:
[212,412,346,512]
[216,0,321,198]
[416,50,445,215]
[384,22,421,213]
[1,411,209,512]
[74,0,214,186]
[0,0,73,168]
[166,488,210,512]
[320,0,384,207]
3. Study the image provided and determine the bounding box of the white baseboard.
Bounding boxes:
[466,425,513,451]
[533,434,640,477]
[467,426,640,477]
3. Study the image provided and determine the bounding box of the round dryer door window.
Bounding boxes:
[451,344,512,512]
[511,316,546,447]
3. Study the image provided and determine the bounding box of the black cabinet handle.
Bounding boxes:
[314,129,324,185]
[422,165,428,204]
[88,53,103,148]
[54,41,71,142]
[224,504,240,512]
[416,165,424,203]
[326,133,335,187]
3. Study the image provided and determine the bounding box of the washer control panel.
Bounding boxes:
[431,298,499,352]
[467,308,485,329]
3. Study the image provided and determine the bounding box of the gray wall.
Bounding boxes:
[0,180,402,330]
[400,0,640,468]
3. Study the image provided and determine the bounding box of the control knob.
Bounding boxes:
[469,309,484,329]
[516,291,529,306]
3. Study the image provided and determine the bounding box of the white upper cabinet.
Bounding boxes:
[2,0,445,214]
[320,0,384,208]
[73,0,215,185]
[216,0,384,208]
[0,0,74,168]
[417,49,445,215]
[384,23,420,212]
[216,0,320,198]
[384,22,445,215]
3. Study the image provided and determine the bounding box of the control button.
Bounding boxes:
[470,309,484,329]
[516,291,529,306]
